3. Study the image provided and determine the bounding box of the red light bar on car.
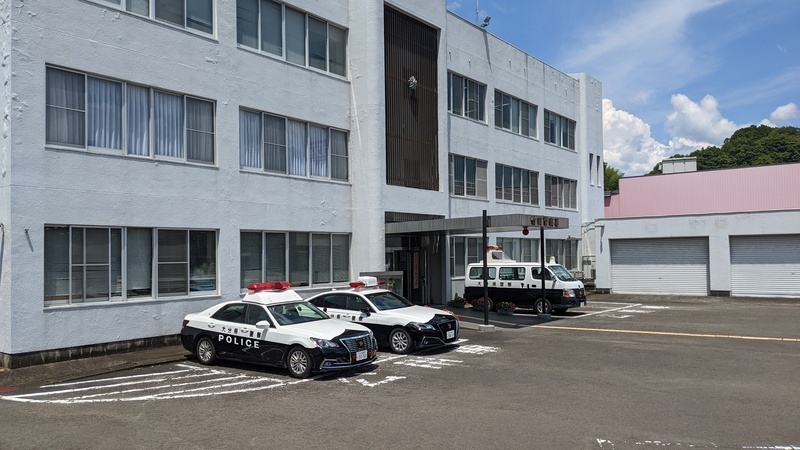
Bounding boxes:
[248,281,291,293]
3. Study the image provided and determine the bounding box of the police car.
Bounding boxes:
[306,277,460,354]
[180,281,378,378]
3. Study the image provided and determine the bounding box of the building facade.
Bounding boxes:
[0,0,603,367]
[596,163,800,297]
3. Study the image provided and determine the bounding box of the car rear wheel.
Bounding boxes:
[389,328,413,354]
[196,336,217,365]
[286,347,312,379]
[535,299,553,315]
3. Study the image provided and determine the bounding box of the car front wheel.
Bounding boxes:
[196,336,217,365]
[389,328,413,354]
[286,347,313,378]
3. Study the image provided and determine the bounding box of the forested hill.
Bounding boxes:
[649,125,800,174]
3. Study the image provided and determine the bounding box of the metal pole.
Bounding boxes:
[482,210,489,326]
[540,225,546,314]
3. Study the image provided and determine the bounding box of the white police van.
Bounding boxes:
[180,281,378,378]
[463,247,586,314]
[306,277,460,354]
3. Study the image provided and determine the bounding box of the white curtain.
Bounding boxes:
[46,67,85,146]
[87,77,122,149]
[153,91,184,158]
[287,120,306,176]
[239,110,261,168]
[309,125,328,177]
[186,98,214,163]
[126,85,150,156]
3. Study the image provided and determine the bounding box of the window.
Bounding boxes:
[546,239,579,270]
[100,0,214,34]
[450,237,481,278]
[46,67,215,164]
[240,231,350,289]
[495,164,538,205]
[448,72,486,122]
[544,174,577,209]
[240,109,348,181]
[543,110,576,150]
[494,90,537,137]
[236,0,347,76]
[44,226,217,306]
[496,238,539,262]
[449,155,487,199]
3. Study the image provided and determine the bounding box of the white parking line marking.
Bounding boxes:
[541,326,800,342]
[455,344,498,354]
[576,304,642,318]
[394,357,463,369]
[355,375,406,387]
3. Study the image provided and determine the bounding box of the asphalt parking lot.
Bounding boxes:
[1,293,799,449]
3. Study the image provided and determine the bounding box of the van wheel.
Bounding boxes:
[535,299,552,314]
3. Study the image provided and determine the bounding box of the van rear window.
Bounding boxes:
[499,267,526,280]
[468,267,496,279]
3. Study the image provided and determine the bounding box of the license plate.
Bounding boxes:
[446,330,455,339]
[356,350,368,361]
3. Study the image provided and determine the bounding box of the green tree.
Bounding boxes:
[604,163,624,191]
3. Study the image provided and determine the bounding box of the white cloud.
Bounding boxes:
[770,102,798,122]
[665,94,739,145]
[602,99,668,176]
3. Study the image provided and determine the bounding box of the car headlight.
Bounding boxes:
[310,338,340,349]
[562,289,576,297]
[408,322,436,331]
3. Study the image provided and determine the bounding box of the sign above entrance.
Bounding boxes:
[529,215,566,229]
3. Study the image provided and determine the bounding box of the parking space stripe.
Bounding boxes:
[537,325,800,342]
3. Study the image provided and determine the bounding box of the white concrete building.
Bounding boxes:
[0,0,603,367]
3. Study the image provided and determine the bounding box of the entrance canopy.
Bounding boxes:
[385,213,569,235]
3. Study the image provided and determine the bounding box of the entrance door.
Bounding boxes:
[396,249,428,304]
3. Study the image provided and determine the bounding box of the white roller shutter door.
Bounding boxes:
[611,238,709,295]
[730,235,800,298]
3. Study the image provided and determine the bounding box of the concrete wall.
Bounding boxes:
[594,210,800,293]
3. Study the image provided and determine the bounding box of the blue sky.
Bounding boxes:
[447,0,800,175]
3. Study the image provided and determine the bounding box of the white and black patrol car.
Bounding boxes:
[306,277,460,354]
[180,281,378,378]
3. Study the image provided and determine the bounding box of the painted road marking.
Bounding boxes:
[540,325,800,342]
[0,340,497,403]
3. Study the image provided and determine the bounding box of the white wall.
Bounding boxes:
[594,210,800,293]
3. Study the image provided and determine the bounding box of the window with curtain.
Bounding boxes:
[495,90,538,138]
[241,231,350,289]
[47,67,214,164]
[239,108,347,181]
[450,237,482,278]
[497,238,539,262]
[544,174,577,209]
[235,0,345,76]
[44,226,215,306]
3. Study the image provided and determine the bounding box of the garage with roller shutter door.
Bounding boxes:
[730,235,800,298]
[611,238,709,295]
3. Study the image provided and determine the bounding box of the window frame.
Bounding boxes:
[46,66,216,165]
[544,174,578,209]
[449,154,487,199]
[494,90,538,138]
[98,0,215,35]
[235,0,347,77]
[44,226,218,307]
[543,110,576,150]
[239,108,348,181]
[240,231,351,290]
[494,163,539,205]
[447,72,486,122]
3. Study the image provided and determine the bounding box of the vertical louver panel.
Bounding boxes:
[384,6,439,191]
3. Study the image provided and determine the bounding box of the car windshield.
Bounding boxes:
[268,302,329,326]
[549,265,577,282]
[365,291,413,311]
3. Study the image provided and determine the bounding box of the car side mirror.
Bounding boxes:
[255,320,271,329]
[361,308,371,317]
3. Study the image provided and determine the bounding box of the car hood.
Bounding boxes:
[281,318,371,340]
[379,305,449,324]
